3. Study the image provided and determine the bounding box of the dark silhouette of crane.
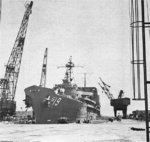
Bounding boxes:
[40,48,48,87]
[98,77,130,118]
[0,1,33,119]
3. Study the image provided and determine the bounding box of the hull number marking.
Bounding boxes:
[47,96,62,108]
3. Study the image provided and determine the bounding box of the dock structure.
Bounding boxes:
[98,78,130,118]
[111,98,130,118]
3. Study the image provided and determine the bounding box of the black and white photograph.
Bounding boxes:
[0,0,150,141]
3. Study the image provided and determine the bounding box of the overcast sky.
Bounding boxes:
[0,0,149,116]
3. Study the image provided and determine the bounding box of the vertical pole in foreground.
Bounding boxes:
[141,0,149,141]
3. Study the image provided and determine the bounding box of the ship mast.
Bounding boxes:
[78,72,93,87]
[65,56,74,83]
[58,56,83,84]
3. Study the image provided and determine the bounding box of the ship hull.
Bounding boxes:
[24,86,88,124]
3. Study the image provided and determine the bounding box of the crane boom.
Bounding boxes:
[98,77,114,100]
[0,1,33,118]
[40,48,48,87]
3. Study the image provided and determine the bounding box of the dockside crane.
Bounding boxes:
[98,77,130,118]
[0,1,33,119]
[40,48,48,87]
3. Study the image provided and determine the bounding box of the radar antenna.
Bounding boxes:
[57,56,83,83]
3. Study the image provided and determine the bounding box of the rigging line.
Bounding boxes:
[131,0,134,23]
[131,0,136,99]
[129,0,131,21]
[135,1,140,98]
[146,0,150,22]
[146,0,150,37]
[135,0,140,60]
[135,0,141,99]
[146,0,150,89]
[131,30,136,99]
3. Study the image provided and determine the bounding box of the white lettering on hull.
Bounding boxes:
[47,96,62,108]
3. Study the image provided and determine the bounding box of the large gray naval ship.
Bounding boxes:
[24,57,100,124]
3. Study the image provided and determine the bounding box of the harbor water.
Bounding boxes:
[0,119,146,142]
